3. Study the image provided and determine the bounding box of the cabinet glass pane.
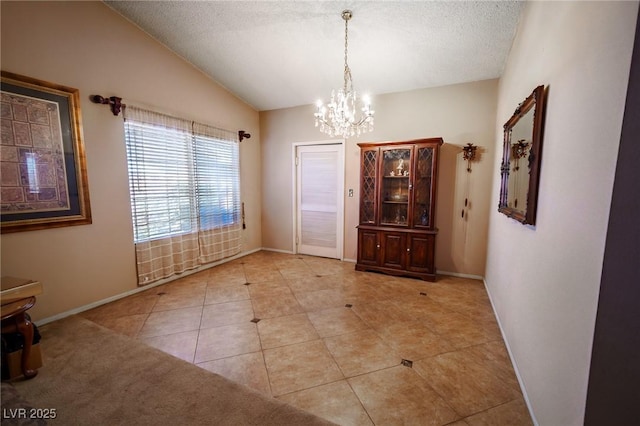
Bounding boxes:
[413,147,434,227]
[381,148,410,226]
[360,149,377,224]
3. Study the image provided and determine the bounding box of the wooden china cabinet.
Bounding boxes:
[356,138,443,281]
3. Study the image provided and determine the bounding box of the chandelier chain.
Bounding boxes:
[344,16,350,91]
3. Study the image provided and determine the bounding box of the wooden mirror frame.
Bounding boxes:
[498,85,546,225]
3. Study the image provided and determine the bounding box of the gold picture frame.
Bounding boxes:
[1,71,91,233]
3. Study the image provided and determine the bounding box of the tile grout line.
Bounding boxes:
[82,251,532,424]
[244,262,277,398]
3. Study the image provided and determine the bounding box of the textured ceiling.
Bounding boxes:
[105,1,524,111]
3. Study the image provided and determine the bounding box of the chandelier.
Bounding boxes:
[314,10,374,138]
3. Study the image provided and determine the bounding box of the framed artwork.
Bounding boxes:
[1,71,91,233]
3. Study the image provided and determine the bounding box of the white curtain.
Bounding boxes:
[134,234,201,285]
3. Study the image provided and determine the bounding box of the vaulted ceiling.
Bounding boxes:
[105,1,524,111]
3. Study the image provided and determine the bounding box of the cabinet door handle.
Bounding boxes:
[407,248,411,252]
[376,244,380,249]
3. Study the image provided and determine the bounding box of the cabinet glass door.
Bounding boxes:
[380,147,411,226]
[360,149,377,224]
[413,146,434,228]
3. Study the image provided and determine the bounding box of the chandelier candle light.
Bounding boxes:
[314,10,374,138]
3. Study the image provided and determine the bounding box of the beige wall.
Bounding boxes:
[0,1,262,322]
[260,79,498,276]
[485,1,638,424]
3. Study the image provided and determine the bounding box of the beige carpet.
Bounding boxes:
[7,316,335,425]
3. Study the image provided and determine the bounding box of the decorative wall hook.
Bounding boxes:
[239,130,251,142]
[462,143,478,172]
[90,95,124,116]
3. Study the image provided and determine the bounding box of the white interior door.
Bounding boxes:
[295,144,344,259]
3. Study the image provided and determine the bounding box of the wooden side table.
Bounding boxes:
[1,277,42,380]
[1,296,38,379]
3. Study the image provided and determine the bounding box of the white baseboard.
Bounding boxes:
[36,248,262,326]
[483,277,539,426]
[261,247,294,255]
[262,247,358,264]
[437,270,484,280]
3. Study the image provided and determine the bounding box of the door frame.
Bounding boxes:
[291,140,345,260]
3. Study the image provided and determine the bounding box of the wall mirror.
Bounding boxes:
[499,85,546,225]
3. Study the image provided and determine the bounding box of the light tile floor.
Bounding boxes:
[80,250,533,425]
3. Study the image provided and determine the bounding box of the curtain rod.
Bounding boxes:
[89,94,251,142]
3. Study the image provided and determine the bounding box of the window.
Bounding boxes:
[123,106,241,285]
[193,129,241,233]
[124,120,195,242]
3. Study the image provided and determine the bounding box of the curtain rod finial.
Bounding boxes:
[90,94,124,116]
[239,130,251,142]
